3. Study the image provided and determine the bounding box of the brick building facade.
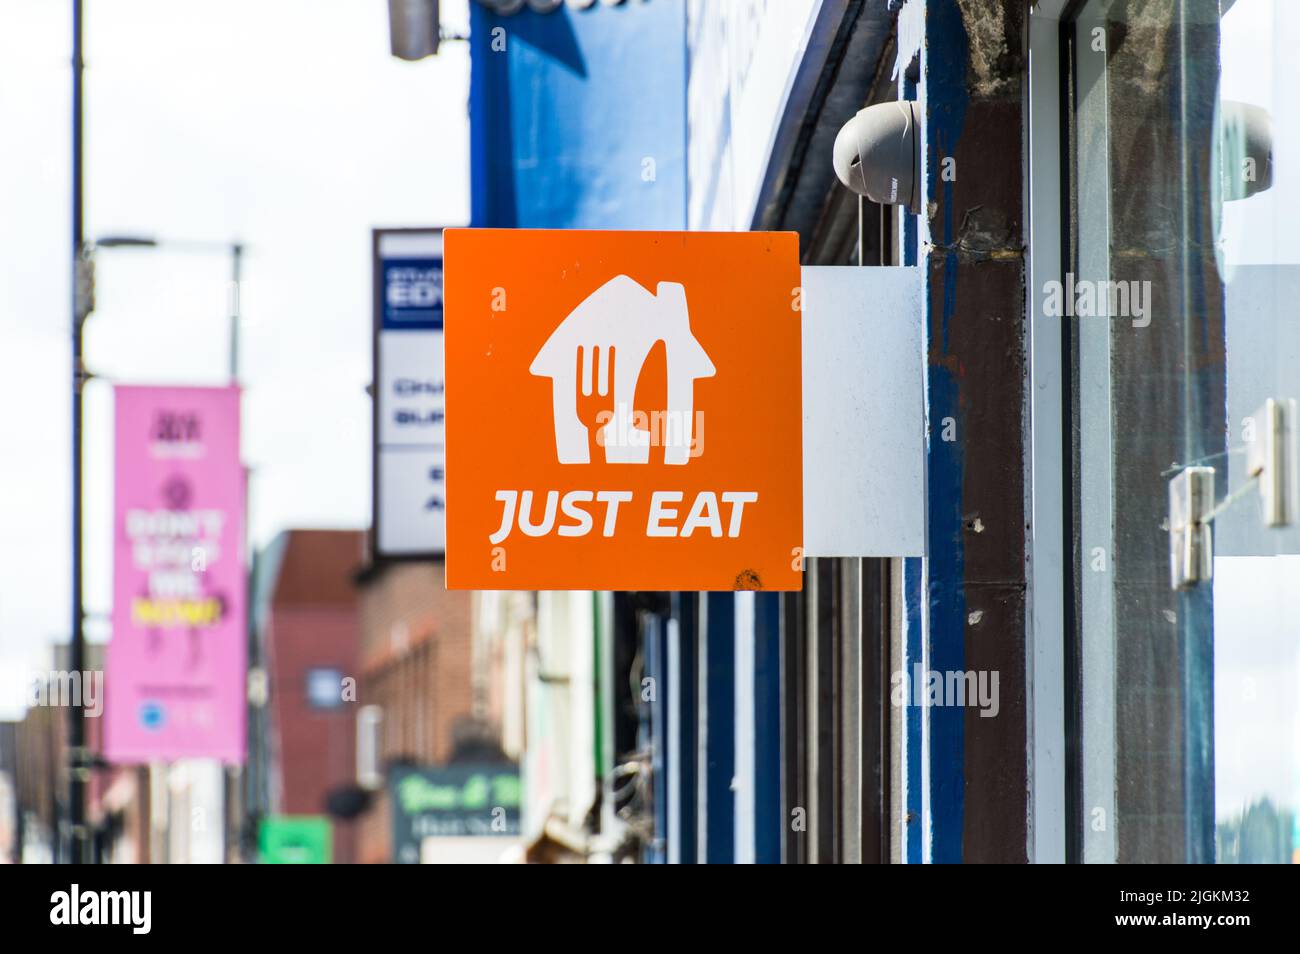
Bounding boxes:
[354,559,474,863]
[259,529,365,863]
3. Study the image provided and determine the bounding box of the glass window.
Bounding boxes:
[1069,0,1299,863]
[305,667,344,711]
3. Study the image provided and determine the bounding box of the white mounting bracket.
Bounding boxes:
[1167,396,1298,589]
[1245,397,1298,528]
[1169,466,1216,590]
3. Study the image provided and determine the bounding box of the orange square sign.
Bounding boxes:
[443,229,802,591]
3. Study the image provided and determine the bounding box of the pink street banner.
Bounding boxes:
[106,385,247,763]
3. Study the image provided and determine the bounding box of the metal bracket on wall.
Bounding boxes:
[1245,397,1298,528]
[1169,466,1216,590]
[1168,396,1298,589]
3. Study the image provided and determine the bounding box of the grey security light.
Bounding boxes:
[832,101,920,214]
[389,0,440,60]
[1218,100,1273,201]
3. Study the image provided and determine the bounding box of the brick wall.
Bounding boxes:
[355,560,474,863]
[266,605,359,863]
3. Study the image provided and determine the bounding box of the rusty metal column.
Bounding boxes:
[920,0,1030,862]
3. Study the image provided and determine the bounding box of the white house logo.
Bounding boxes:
[530,275,714,465]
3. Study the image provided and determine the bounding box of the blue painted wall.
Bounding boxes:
[469,0,687,230]
[922,0,971,863]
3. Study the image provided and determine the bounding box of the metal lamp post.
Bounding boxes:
[68,0,87,865]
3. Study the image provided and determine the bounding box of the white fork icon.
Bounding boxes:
[531,275,714,465]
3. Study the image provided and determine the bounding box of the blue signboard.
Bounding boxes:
[382,257,443,330]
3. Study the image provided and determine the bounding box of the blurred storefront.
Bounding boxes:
[244,529,365,864]
[351,559,476,862]
[9,672,67,864]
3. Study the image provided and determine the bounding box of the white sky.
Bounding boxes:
[0,0,470,716]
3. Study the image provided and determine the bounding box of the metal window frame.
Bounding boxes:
[1061,0,1119,864]
[1027,0,1072,866]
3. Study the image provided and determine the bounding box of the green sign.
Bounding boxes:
[396,768,521,815]
[389,764,522,864]
[259,815,332,864]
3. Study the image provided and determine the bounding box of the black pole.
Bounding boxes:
[68,0,89,864]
